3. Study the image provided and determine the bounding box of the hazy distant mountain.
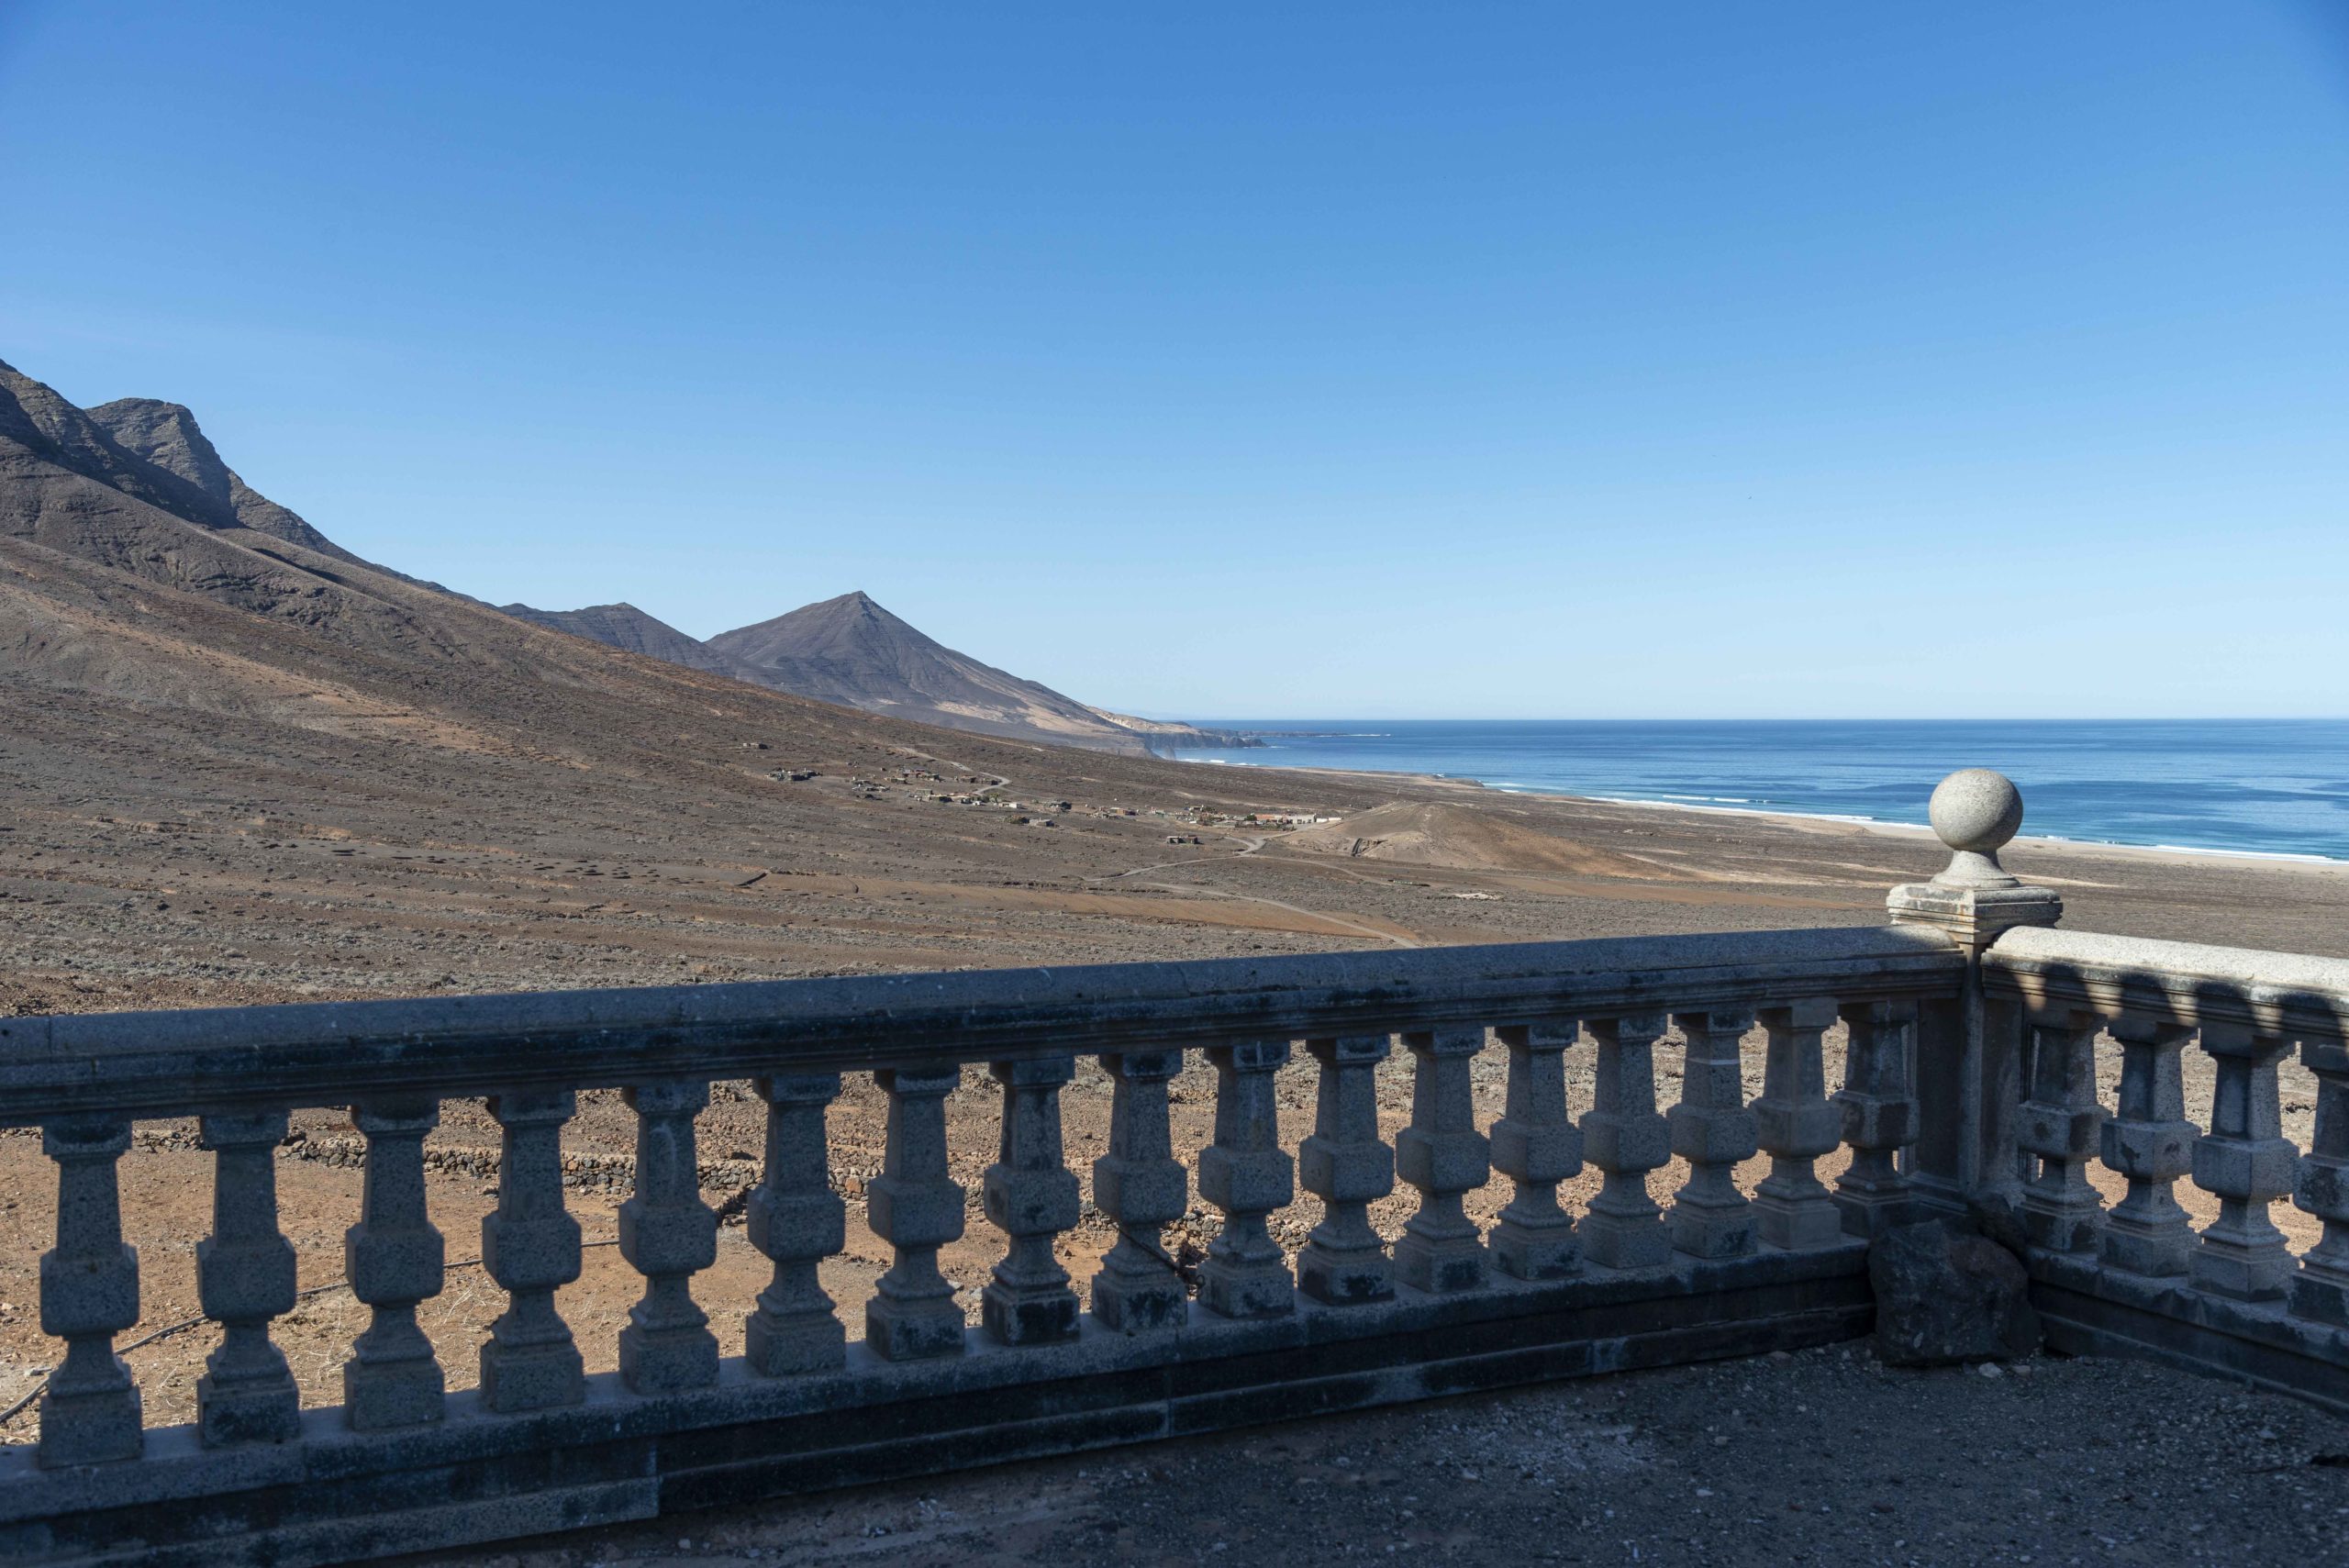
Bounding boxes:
[1083,706,1260,751]
[710,590,1158,753]
[500,600,752,678]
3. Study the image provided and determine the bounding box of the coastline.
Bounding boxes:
[1590,792,2349,873]
[1182,756,2349,875]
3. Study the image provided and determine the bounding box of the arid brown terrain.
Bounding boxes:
[6,352,2349,1561]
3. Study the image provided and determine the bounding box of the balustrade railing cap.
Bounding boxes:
[1887,769,2062,943]
[0,926,1967,1123]
[1929,768,2025,866]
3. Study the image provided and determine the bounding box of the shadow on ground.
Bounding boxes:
[408,1342,2349,1567]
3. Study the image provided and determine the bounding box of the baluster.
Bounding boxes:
[745,1073,847,1374]
[618,1080,718,1393]
[196,1110,300,1446]
[1668,1007,1757,1259]
[37,1116,141,1467]
[1752,999,1842,1250]
[866,1067,967,1361]
[1395,1028,1491,1292]
[1091,1050,1190,1331]
[480,1090,584,1412]
[343,1095,445,1429]
[2191,1023,2296,1302]
[983,1055,1082,1344]
[2015,1019,2042,1193]
[2292,1037,2349,1324]
[2019,1007,2106,1253]
[1197,1039,1295,1318]
[1490,1020,1582,1280]
[1833,1000,1918,1237]
[2099,1012,2197,1277]
[1579,1014,1671,1270]
[1298,1034,1396,1303]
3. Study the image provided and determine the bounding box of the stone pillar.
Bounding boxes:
[2018,1008,2106,1254]
[2190,1022,2296,1302]
[1197,1039,1295,1318]
[745,1073,848,1374]
[343,1095,446,1429]
[2292,1038,2349,1324]
[1489,1020,1582,1280]
[37,1116,141,1468]
[1579,1013,1671,1270]
[1394,1028,1491,1293]
[480,1090,584,1412]
[1298,1034,1397,1304]
[1752,999,1842,1250]
[1668,1008,1757,1259]
[195,1110,300,1446]
[618,1080,719,1393]
[2099,1012,2197,1278]
[865,1067,967,1361]
[1834,1000,1919,1238]
[982,1055,1082,1345]
[1090,1050,1190,1331]
[1887,769,2062,1228]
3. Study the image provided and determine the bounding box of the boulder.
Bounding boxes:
[1869,1216,2042,1366]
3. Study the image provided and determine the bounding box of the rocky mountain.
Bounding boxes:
[0,356,863,741]
[1,360,245,532]
[708,591,1161,754]
[0,354,1261,794]
[1,353,1238,765]
[82,397,361,564]
[499,600,752,678]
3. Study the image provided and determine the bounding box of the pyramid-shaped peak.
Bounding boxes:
[704,591,1153,752]
[817,589,890,617]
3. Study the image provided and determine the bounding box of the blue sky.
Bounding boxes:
[3,3,2345,719]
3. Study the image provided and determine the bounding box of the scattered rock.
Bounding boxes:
[1869,1217,2041,1367]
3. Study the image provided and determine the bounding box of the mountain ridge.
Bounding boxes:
[499,599,754,678]
[2,353,1243,761]
[83,396,363,563]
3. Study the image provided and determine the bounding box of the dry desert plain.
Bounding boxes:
[10,358,2349,1562]
[4,692,2347,1439]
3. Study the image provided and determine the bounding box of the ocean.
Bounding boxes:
[1174,719,2349,863]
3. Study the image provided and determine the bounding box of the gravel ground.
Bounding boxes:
[414,1342,2349,1568]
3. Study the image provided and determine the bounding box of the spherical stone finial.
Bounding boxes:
[1928,768,2023,855]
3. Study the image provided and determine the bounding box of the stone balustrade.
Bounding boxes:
[1981,923,2349,1396]
[0,920,1954,1566]
[6,770,2349,1566]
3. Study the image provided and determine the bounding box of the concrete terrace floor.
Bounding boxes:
[411,1342,2349,1568]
